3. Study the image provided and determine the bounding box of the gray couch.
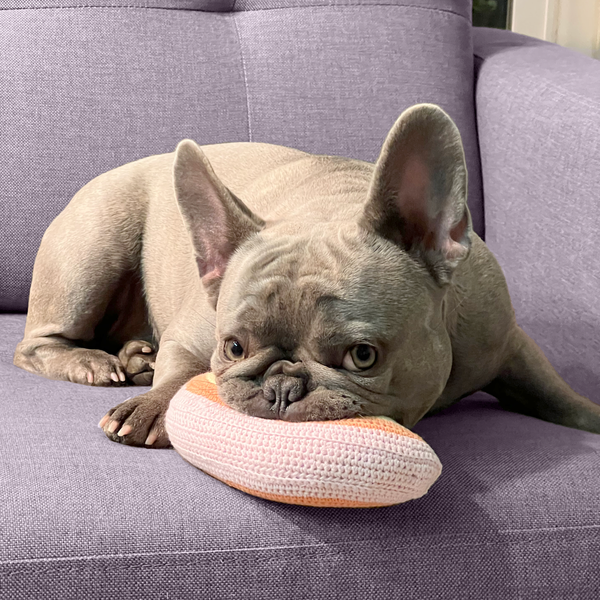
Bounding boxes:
[1,1,599,598]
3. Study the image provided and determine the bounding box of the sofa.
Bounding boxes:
[1,1,599,598]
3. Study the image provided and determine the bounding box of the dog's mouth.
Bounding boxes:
[217,374,364,422]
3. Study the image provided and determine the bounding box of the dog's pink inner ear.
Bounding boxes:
[195,201,235,278]
[200,267,224,304]
[398,156,429,207]
[392,155,435,249]
[393,155,470,261]
[199,238,236,287]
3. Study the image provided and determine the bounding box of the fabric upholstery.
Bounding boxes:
[474,27,600,404]
[0,0,481,311]
[2,314,600,598]
[3,5,600,598]
[0,0,471,15]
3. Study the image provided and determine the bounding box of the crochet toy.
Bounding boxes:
[165,372,442,507]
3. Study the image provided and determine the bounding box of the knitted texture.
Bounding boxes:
[165,373,443,507]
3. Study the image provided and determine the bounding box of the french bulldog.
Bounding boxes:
[14,104,600,448]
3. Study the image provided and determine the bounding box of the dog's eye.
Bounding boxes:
[224,339,245,361]
[342,344,377,371]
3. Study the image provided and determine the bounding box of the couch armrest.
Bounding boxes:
[473,27,600,402]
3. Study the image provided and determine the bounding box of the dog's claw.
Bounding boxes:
[117,424,132,436]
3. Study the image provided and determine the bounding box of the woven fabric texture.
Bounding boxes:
[165,373,443,507]
[474,28,600,404]
[2,314,600,598]
[0,0,472,16]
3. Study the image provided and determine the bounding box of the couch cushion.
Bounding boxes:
[473,27,600,405]
[0,0,481,311]
[2,314,599,598]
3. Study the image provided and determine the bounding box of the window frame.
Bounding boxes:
[510,0,600,59]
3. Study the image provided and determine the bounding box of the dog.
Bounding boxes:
[14,104,600,448]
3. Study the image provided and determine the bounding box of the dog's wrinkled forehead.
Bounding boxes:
[216,224,428,348]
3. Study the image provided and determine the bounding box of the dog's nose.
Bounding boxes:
[262,374,306,417]
[264,359,308,379]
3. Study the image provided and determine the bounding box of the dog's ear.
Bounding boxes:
[359,104,472,285]
[173,139,265,308]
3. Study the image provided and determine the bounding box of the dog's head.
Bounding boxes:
[173,104,472,428]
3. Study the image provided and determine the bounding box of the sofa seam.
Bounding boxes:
[3,524,600,571]
[472,52,485,241]
[230,12,252,142]
[0,4,471,22]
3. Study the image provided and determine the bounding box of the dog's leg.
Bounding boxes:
[483,326,600,434]
[98,339,209,448]
[14,196,144,385]
[14,266,131,386]
[14,288,153,387]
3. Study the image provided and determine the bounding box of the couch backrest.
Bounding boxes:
[0,0,480,312]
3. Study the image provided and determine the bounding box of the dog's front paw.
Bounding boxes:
[98,392,171,448]
[118,340,156,386]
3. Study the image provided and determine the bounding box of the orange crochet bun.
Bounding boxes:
[165,373,442,507]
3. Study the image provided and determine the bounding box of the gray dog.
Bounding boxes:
[14,104,600,448]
